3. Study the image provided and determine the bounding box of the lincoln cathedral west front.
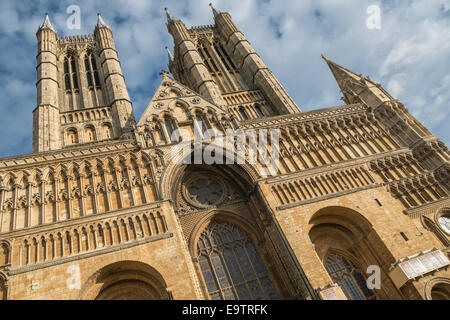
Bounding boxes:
[0,4,449,300]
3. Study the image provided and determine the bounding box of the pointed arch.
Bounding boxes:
[191,214,279,300]
[323,248,376,300]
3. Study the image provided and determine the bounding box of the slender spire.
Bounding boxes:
[209,3,220,17]
[39,13,56,32]
[322,54,362,82]
[322,55,379,104]
[164,7,174,22]
[165,46,174,63]
[96,13,110,29]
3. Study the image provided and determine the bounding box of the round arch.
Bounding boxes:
[158,142,261,200]
[308,206,400,300]
[424,277,450,300]
[434,207,450,236]
[79,260,170,300]
[308,206,373,236]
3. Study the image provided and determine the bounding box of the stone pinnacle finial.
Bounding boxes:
[165,46,174,63]
[164,7,174,22]
[39,13,56,32]
[321,54,328,61]
[209,3,220,17]
[97,13,110,29]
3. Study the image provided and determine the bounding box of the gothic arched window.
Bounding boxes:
[238,107,249,120]
[214,41,238,72]
[0,243,9,266]
[254,104,265,117]
[438,213,450,235]
[164,118,177,143]
[325,251,376,300]
[198,43,219,73]
[85,126,96,142]
[63,56,79,92]
[197,220,278,300]
[102,123,113,140]
[66,128,78,145]
[194,115,208,138]
[85,53,101,89]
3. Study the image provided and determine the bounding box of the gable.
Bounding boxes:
[137,72,227,126]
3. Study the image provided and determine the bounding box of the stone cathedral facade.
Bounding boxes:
[0,6,449,300]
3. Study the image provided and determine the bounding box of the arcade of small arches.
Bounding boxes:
[138,101,234,148]
[0,151,160,232]
[232,103,270,121]
[64,122,113,146]
[61,107,111,125]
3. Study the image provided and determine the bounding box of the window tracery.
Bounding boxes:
[438,213,450,235]
[63,56,79,92]
[325,251,376,300]
[187,178,223,206]
[197,220,278,300]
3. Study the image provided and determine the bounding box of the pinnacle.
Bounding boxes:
[165,46,174,63]
[97,13,110,29]
[165,7,175,22]
[39,13,56,32]
[209,3,220,16]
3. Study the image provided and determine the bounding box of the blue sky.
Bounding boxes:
[0,0,449,158]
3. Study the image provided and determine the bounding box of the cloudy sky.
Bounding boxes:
[0,0,448,158]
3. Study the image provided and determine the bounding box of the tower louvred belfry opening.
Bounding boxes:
[0,5,448,301]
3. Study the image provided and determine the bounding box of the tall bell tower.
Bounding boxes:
[166,5,301,121]
[32,14,136,153]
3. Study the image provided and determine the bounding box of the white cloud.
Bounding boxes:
[0,0,448,157]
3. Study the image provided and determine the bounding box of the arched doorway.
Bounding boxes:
[96,279,160,300]
[309,206,402,300]
[196,219,278,300]
[79,261,170,300]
